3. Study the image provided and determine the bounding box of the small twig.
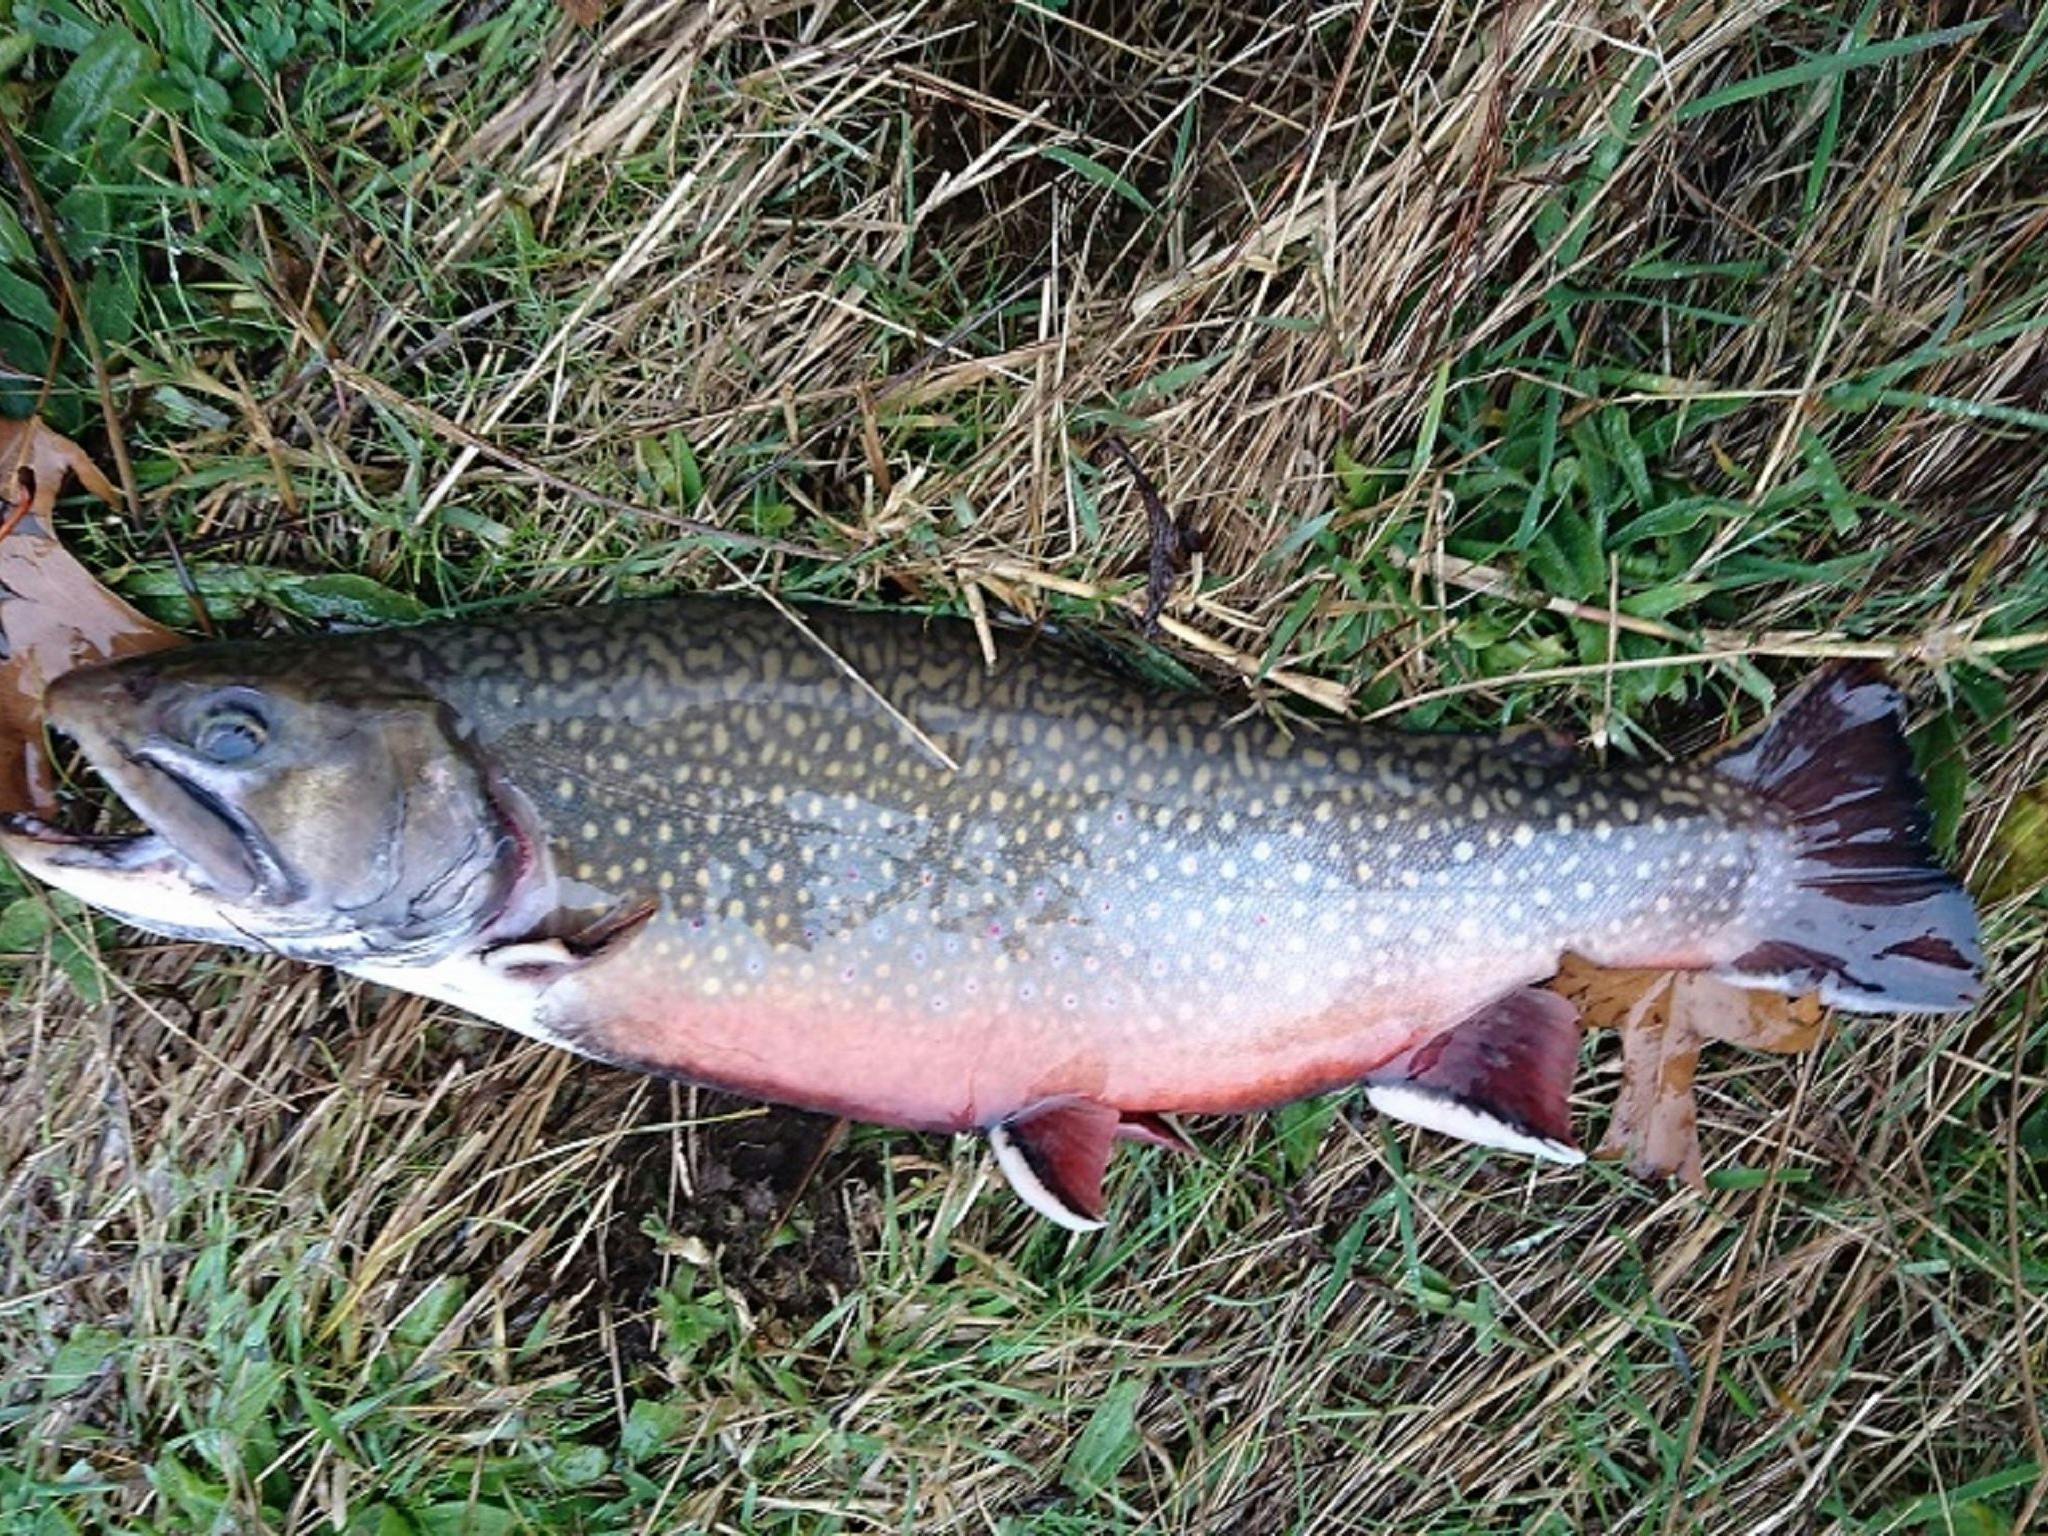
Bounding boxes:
[1389,546,1698,645]
[962,578,999,670]
[0,473,33,544]
[764,1116,849,1245]
[1389,545,2048,673]
[1659,1070,1811,1536]
[714,557,962,773]
[1089,436,1203,634]
[977,558,1351,713]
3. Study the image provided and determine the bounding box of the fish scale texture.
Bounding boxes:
[364,599,1766,1126]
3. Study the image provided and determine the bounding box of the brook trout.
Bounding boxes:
[0,599,1981,1228]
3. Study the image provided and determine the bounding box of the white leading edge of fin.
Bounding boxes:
[1365,1082,1585,1165]
[987,1122,1107,1233]
[346,951,587,1055]
[482,938,579,974]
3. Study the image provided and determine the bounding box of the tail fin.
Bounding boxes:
[1711,663,1981,1014]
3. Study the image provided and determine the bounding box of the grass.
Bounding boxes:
[2,0,2046,1530]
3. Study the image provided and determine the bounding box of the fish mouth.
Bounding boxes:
[0,727,280,904]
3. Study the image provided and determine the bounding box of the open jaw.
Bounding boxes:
[0,732,282,933]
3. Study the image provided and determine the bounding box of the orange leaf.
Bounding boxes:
[0,416,183,815]
[1550,954,1825,1189]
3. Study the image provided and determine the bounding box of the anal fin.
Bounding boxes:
[1366,987,1585,1164]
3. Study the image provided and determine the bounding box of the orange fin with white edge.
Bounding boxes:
[1365,987,1585,1164]
[988,1099,1141,1231]
[990,1101,1195,1229]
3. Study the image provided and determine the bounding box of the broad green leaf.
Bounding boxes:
[0,267,58,338]
[150,1453,226,1522]
[83,266,137,350]
[41,1325,119,1399]
[548,1443,608,1487]
[0,896,51,951]
[1912,712,1968,860]
[51,928,106,1006]
[1617,582,1712,621]
[418,1504,522,1536]
[120,565,426,626]
[268,572,427,626]
[0,199,36,266]
[1120,354,1225,405]
[1062,1376,1144,1499]
[622,1397,691,1464]
[1271,1095,1339,1179]
[45,24,155,151]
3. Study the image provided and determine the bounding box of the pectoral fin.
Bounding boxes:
[1365,987,1584,1163]
[483,898,658,980]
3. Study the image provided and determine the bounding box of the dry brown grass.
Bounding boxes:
[4,1,2046,1531]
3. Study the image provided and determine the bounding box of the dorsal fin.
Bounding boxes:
[1366,987,1584,1163]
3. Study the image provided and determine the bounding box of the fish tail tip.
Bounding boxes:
[1712,664,1982,1013]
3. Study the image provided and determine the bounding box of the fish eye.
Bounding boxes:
[192,701,269,765]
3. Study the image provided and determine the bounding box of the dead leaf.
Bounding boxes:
[0,416,182,814]
[1550,954,1824,1189]
[560,0,607,24]
[1980,780,2048,903]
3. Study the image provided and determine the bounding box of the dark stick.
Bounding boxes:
[1090,437,1203,635]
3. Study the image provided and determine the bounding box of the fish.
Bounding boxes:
[0,597,1982,1229]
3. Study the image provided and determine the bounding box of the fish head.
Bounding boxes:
[0,645,527,964]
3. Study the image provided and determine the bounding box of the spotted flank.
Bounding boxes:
[0,599,1983,1228]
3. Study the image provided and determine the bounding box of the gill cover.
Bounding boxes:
[0,645,526,964]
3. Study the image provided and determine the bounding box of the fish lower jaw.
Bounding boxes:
[0,812,167,863]
[0,818,250,943]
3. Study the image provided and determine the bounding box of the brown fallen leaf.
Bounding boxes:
[1550,953,1824,1189]
[0,415,183,815]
